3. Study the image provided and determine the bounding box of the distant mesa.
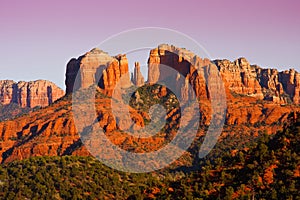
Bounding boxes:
[0,80,65,108]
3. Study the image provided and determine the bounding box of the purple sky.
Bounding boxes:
[0,0,299,89]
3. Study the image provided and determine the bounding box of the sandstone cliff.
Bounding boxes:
[215,58,300,104]
[147,44,222,102]
[145,44,300,128]
[147,44,300,105]
[0,80,64,108]
[65,48,131,95]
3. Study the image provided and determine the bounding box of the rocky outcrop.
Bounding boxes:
[0,80,64,108]
[147,44,224,102]
[279,69,300,104]
[0,89,151,163]
[215,59,300,104]
[65,48,131,95]
[148,48,161,84]
[101,54,131,94]
[132,62,145,87]
[147,44,300,105]
[215,58,264,99]
[0,97,90,163]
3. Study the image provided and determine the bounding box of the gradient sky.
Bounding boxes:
[0,0,299,89]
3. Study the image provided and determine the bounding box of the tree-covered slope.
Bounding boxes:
[0,114,299,199]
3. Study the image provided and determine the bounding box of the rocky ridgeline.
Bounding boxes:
[146,44,300,104]
[0,80,64,108]
[215,58,300,104]
[65,45,300,105]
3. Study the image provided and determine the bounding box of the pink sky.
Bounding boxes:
[0,0,299,88]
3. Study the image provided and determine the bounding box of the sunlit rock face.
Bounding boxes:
[65,48,131,96]
[0,80,64,108]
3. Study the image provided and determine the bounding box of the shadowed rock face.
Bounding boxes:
[0,80,64,108]
[146,44,300,104]
[147,44,220,101]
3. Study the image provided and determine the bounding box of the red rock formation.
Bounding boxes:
[0,97,90,163]
[102,54,131,95]
[216,58,264,99]
[147,44,300,105]
[0,80,64,108]
[0,80,298,164]
[147,44,224,101]
[132,62,145,87]
[145,44,300,127]
[148,48,161,84]
[0,80,15,105]
[279,69,300,104]
[215,59,300,104]
[65,48,131,96]
[0,44,300,164]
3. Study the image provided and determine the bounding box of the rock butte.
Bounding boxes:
[65,48,131,96]
[0,44,299,164]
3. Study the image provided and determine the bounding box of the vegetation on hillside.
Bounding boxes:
[0,114,299,199]
[0,103,31,121]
